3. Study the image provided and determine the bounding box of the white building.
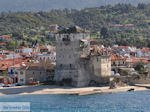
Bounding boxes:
[15,47,33,53]
[38,51,56,62]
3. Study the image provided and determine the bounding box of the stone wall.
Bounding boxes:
[117,76,150,86]
[91,56,111,79]
[26,69,46,84]
[76,58,92,87]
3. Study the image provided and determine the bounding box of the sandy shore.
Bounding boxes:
[0,84,150,96]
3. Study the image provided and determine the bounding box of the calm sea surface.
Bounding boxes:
[0,91,150,112]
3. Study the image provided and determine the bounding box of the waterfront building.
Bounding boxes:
[55,26,111,87]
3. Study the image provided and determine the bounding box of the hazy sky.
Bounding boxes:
[0,0,149,12]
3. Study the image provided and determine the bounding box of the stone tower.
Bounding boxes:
[55,26,111,87]
[55,26,91,87]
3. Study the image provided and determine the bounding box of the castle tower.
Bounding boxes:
[55,26,111,87]
[55,26,91,87]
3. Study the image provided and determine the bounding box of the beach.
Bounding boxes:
[0,84,150,96]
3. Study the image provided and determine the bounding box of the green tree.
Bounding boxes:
[100,27,108,38]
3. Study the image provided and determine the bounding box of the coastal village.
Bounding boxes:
[1,2,150,112]
[0,25,149,89]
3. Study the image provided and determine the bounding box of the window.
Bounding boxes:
[0,79,3,83]
[20,79,24,82]
[97,58,99,62]
[20,71,24,75]
[15,71,18,74]
[66,35,69,39]
[70,64,72,68]
[60,64,62,68]
[33,72,34,74]
[83,35,85,39]
[63,35,70,41]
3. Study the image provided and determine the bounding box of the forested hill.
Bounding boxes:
[0,4,150,49]
[0,0,150,12]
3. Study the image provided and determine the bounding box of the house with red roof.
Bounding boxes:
[0,36,10,42]
[111,54,126,66]
[0,43,7,46]
[110,24,135,31]
[0,57,28,73]
[0,76,14,85]
[124,24,135,30]
[8,62,29,83]
[126,56,150,67]
[137,47,150,58]
[49,24,58,34]
[0,50,11,55]
[38,46,48,53]
[0,55,7,60]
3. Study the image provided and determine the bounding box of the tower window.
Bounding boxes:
[67,35,69,39]
[70,64,72,68]
[63,35,70,41]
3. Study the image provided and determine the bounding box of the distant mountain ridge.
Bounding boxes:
[0,0,150,12]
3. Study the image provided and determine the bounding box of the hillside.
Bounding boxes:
[0,0,150,12]
[0,4,150,49]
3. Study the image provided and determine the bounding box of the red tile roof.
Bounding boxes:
[114,24,123,27]
[111,54,125,61]
[0,57,29,70]
[0,43,7,46]
[0,55,6,58]
[0,36,10,41]
[125,24,134,27]
[118,46,129,49]
[38,46,48,50]
[49,24,58,27]
[140,47,150,52]
[127,57,150,64]
[0,50,11,54]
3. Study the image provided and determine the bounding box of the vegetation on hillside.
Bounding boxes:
[0,4,150,49]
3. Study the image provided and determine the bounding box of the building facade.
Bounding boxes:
[25,65,46,84]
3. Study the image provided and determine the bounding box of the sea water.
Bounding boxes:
[0,91,150,112]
